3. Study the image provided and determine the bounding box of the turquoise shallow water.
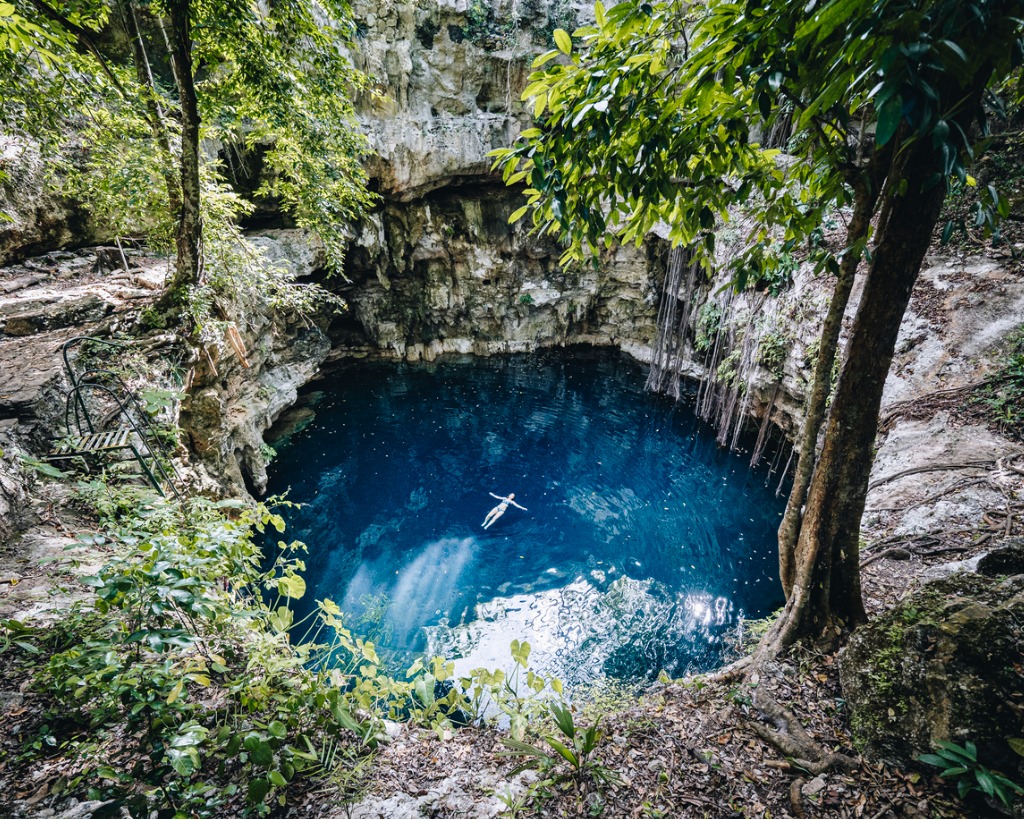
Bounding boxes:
[265,348,786,684]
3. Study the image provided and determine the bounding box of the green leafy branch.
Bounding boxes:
[918,739,1024,809]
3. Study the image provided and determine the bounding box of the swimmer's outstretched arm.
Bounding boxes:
[510,499,527,510]
[489,492,505,500]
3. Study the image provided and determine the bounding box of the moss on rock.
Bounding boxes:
[839,569,1024,778]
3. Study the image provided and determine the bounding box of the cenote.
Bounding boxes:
[265,347,786,686]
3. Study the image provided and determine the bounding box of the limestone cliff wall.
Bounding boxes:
[350,0,580,199]
[331,183,662,362]
[330,0,665,367]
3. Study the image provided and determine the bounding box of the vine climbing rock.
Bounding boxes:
[839,564,1024,782]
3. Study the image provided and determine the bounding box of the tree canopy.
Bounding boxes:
[0,0,373,319]
[494,0,1018,278]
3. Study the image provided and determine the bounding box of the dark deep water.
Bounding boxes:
[265,348,786,685]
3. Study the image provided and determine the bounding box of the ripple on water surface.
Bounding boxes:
[266,348,786,685]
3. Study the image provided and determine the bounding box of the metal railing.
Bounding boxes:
[55,336,183,498]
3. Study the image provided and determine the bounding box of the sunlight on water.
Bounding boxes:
[424,577,740,684]
[266,348,786,684]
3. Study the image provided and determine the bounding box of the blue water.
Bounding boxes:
[265,348,785,684]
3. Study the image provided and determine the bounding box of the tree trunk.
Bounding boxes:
[765,137,947,650]
[117,0,182,218]
[161,0,201,303]
[778,147,891,595]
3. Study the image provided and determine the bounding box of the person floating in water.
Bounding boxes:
[482,492,527,529]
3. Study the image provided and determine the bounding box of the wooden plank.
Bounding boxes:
[48,428,135,458]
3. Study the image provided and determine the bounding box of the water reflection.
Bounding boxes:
[342,537,477,649]
[423,576,739,685]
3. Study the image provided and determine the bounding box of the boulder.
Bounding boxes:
[839,570,1024,779]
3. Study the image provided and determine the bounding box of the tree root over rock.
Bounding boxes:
[745,685,859,777]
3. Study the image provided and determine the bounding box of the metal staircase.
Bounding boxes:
[45,336,182,498]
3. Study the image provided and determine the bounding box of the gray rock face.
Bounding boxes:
[350,0,575,199]
[330,2,671,366]
[0,293,113,336]
[0,428,29,543]
[182,313,331,496]
[180,232,334,496]
[331,1,666,360]
[0,138,95,266]
[839,569,1024,777]
[335,184,662,361]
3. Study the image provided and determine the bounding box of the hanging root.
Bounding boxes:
[744,686,859,776]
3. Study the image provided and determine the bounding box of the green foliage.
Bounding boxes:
[745,249,799,296]
[16,453,67,480]
[918,740,1024,808]
[973,325,1024,441]
[694,301,723,354]
[737,608,783,653]
[490,0,841,281]
[137,386,180,416]
[715,349,742,386]
[0,0,373,301]
[28,493,379,816]
[74,479,157,525]
[457,638,565,741]
[0,0,88,65]
[57,95,178,250]
[757,329,790,380]
[0,617,39,656]
[500,702,622,810]
[541,0,579,44]
[491,0,1024,290]
[258,442,277,464]
[24,476,575,815]
[461,0,491,41]
[458,0,576,48]
[192,0,374,273]
[518,292,535,305]
[182,182,347,341]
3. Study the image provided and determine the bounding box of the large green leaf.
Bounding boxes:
[544,736,579,767]
[247,778,270,805]
[550,702,576,739]
[554,28,573,55]
[875,95,903,146]
[278,573,306,600]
